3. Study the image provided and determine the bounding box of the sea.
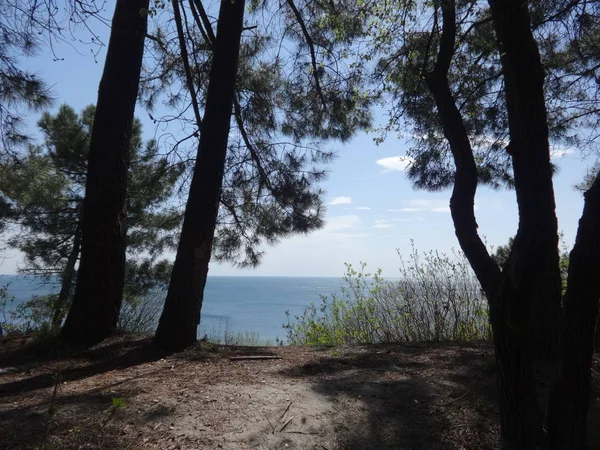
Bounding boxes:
[0,275,347,344]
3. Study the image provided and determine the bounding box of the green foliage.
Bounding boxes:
[0,0,52,160]
[0,282,14,336]
[0,104,183,329]
[140,0,374,267]
[0,282,55,336]
[285,245,490,346]
[575,162,600,192]
[492,237,514,267]
[0,287,166,337]
[0,282,67,340]
[0,0,101,170]
[357,1,600,191]
[111,397,127,409]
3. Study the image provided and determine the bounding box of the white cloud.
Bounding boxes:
[356,207,371,210]
[392,217,427,222]
[406,199,433,207]
[374,219,389,224]
[325,215,361,231]
[373,223,393,229]
[376,156,414,172]
[303,215,372,244]
[329,196,352,206]
[388,199,455,213]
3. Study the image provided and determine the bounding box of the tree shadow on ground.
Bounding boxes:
[0,335,284,449]
[0,334,280,397]
[0,336,168,397]
[278,343,500,449]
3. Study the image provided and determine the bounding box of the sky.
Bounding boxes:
[0,2,595,277]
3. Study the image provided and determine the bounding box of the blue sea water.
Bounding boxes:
[0,275,346,343]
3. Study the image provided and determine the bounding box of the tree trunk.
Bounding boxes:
[425,1,546,447]
[488,0,561,363]
[154,0,246,352]
[51,221,82,327]
[487,1,563,447]
[60,0,148,345]
[547,171,600,449]
[596,314,600,352]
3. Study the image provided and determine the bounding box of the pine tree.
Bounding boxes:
[355,0,600,446]
[144,0,372,350]
[0,104,182,327]
[0,0,105,161]
[60,0,150,345]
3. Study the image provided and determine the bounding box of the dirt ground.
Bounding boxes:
[0,336,598,450]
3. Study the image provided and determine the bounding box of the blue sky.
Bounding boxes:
[0,3,594,277]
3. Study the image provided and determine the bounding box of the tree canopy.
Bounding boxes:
[139,0,373,267]
[0,104,182,324]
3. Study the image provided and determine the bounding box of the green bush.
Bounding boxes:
[0,284,58,337]
[284,244,491,346]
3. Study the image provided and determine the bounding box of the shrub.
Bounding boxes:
[201,318,273,346]
[284,244,491,346]
[0,284,57,337]
[0,284,166,337]
[116,288,164,335]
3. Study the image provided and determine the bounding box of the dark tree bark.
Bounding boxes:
[488,0,564,447]
[60,0,149,345]
[547,170,600,450]
[51,221,82,326]
[423,0,502,304]
[154,0,246,352]
[418,0,598,447]
[424,1,544,447]
[488,0,562,363]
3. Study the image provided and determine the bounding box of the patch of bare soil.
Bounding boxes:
[0,336,598,449]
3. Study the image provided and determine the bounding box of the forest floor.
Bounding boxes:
[0,336,599,450]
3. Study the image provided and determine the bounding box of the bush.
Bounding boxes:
[117,288,164,335]
[0,283,166,337]
[201,318,274,346]
[284,244,491,346]
[0,284,58,337]
[0,283,16,337]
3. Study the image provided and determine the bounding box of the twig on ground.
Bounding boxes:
[265,413,276,434]
[435,389,470,406]
[41,370,62,450]
[229,356,282,361]
[278,401,293,423]
[280,416,294,432]
[283,430,321,435]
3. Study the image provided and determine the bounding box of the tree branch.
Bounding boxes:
[191,0,216,43]
[171,0,203,130]
[284,0,328,111]
[424,0,501,299]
